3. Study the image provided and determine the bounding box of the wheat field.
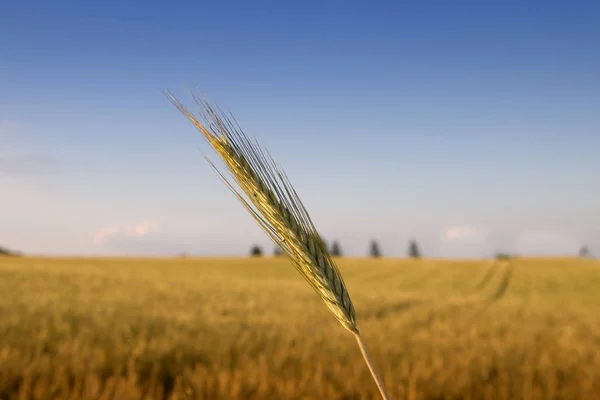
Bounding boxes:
[0,256,599,399]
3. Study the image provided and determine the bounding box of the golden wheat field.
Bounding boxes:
[0,256,599,400]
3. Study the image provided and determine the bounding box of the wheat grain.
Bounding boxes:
[165,89,390,400]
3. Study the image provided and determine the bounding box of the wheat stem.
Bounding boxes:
[354,332,391,400]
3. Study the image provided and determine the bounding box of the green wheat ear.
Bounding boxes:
[165,89,390,400]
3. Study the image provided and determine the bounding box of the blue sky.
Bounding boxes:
[1,0,599,258]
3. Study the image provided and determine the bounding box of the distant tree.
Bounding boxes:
[273,245,284,256]
[0,245,20,257]
[579,245,591,259]
[407,239,422,259]
[369,240,382,258]
[331,240,343,257]
[495,252,513,261]
[319,235,329,253]
[250,245,263,257]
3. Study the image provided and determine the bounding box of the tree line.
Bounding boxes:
[250,238,423,259]
[1,241,593,260]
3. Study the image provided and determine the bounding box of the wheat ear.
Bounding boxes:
[165,89,390,400]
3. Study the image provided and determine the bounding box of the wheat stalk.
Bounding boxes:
[165,89,390,400]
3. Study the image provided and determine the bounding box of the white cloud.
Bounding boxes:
[443,225,475,241]
[94,221,161,245]
[0,153,60,174]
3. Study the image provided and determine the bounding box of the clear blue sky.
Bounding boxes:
[1,0,599,258]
